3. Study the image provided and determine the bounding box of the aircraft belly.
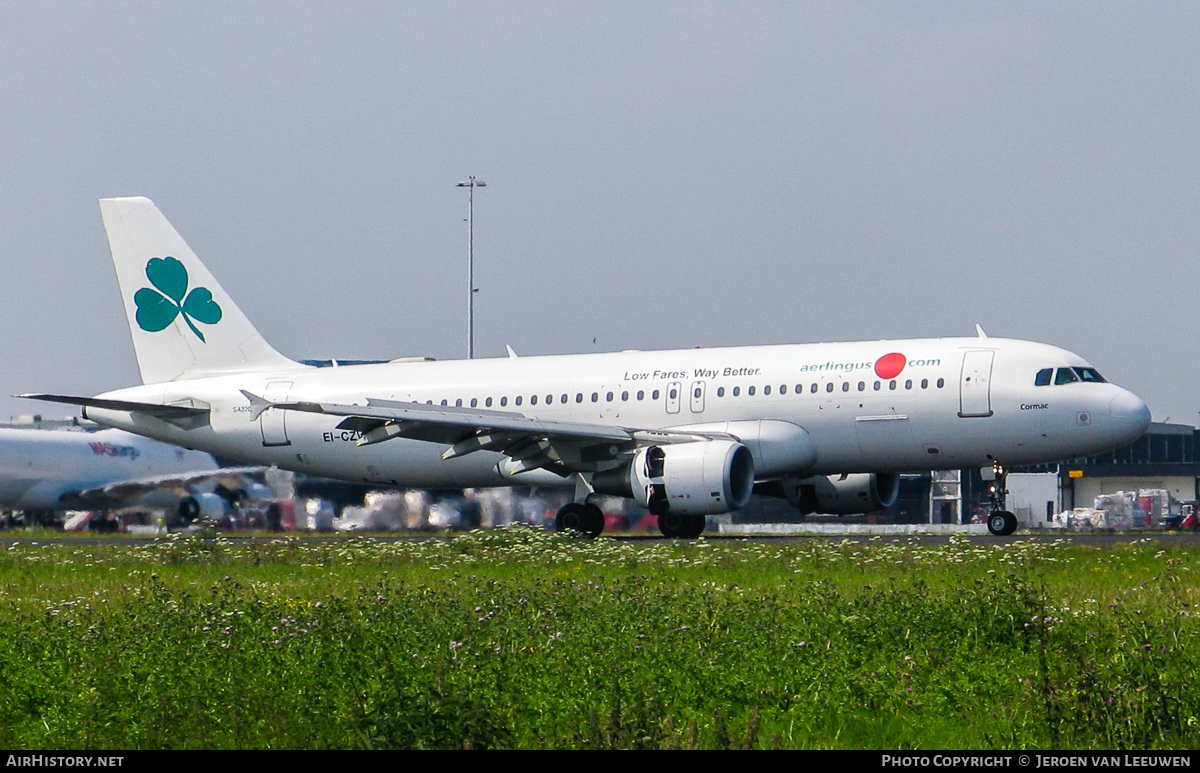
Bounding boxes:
[281,430,505,489]
[854,416,917,469]
[0,478,46,509]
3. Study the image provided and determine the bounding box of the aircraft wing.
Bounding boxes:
[60,467,265,509]
[248,392,726,477]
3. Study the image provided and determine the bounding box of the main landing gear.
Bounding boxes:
[555,502,605,538]
[983,461,1018,536]
[656,511,706,539]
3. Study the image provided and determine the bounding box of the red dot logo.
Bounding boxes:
[875,352,906,379]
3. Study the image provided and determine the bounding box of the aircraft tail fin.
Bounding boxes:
[99,197,301,384]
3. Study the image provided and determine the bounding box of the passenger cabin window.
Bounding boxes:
[1035,368,1053,386]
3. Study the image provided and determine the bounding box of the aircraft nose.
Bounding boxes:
[1109,389,1151,443]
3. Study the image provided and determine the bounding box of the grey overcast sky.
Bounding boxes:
[2,3,1198,424]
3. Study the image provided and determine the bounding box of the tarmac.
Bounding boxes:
[720,522,1003,536]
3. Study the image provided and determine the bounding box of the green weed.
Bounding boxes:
[0,528,1197,748]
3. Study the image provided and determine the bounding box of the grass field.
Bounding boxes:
[1,528,1198,749]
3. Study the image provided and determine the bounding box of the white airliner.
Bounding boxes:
[24,197,1151,537]
[0,425,250,524]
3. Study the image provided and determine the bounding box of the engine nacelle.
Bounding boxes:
[177,492,231,524]
[593,440,755,516]
[222,483,274,509]
[778,473,900,515]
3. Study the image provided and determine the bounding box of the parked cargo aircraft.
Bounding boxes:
[0,425,255,524]
[24,197,1151,537]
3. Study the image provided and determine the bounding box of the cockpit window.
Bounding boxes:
[1054,368,1079,385]
[1038,366,1106,386]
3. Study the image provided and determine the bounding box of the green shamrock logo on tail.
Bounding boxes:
[134,257,222,342]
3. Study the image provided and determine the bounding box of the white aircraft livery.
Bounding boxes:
[0,425,249,523]
[24,197,1151,537]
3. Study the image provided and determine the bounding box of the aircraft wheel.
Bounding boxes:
[582,503,605,537]
[556,503,604,538]
[658,511,683,538]
[658,511,705,538]
[682,514,706,538]
[987,510,1018,536]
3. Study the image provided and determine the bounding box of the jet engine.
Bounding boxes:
[593,440,755,516]
[177,492,231,524]
[222,483,274,510]
[773,473,901,515]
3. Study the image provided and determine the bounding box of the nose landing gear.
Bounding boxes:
[987,509,1018,536]
[983,461,1018,536]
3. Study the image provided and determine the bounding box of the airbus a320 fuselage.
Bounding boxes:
[25,197,1151,537]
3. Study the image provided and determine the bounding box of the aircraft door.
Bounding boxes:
[689,381,706,413]
[666,382,681,414]
[260,380,293,446]
[958,351,995,418]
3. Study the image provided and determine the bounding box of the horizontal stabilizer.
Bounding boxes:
[18,393,208,420]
